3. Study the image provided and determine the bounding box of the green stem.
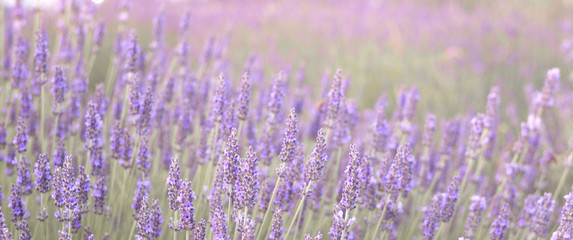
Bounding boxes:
[285,181,312,239]
[256,169,283,238]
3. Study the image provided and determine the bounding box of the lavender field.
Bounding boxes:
[0,0,572,239]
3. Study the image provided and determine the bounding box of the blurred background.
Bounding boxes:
[4,0,573,119]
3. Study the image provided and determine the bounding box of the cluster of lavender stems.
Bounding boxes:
[0,1,572,240]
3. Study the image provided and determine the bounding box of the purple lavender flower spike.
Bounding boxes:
[136,195,151,239]
[92,21,106,52]
[0,210,11,239]
[304,232,322,240]
[209,200,228,240]
[19,220,31,240]
[340,144,364,211]
[278,108,299,164]
[236,146,259,210]
[167,157,182,212]
[92,175,108,215]
[305,129,327,182]
[464,195,487,239]
[211,74,227,125]
[490,202,510,240]
[16,156,33,195]
[76,166,90,212]
[439,175,460,222]
[110,121,123,160]
[237,72,251,121]
[53,140,66,167]
[138,87,153,135]
[541,68,560,108]
[8,184,27,225]
[326,69,343,129]
[384,144,415,195]
[126,29,139,74]
[553,191,573,239]
[52,66,68,105]
[137,135,151,176]
[223,128,239,193]
[150,199,163,238]
[269,208,284,240]
[531,193,555,237]
[177,179,196,231]
[13,117,27,154]
[133,177,151,219]
[421,193,442,240]
[194,219,206,240]
[34,31,49,76]
[268,72,287,120]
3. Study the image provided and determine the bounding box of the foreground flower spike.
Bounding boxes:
[209,200,228,240]
[440,175,460,222]
[269,208,284,240]
[167,157,182,212]
[385,144,415,195]
[340,144,364,211]
[149,199,163,238]
[92,175,108,215]
[34,31,49,76]
[177,179,196,231]
[8,184,26,226]
[136,195,151,239]
[553,191,573,239]
[236,146,259,210]
[490,202,510,240]
[211,74,226,124]
[421,193,442,240]
[531,193,555,237]
[19,220,31,240]
[16,156,33,195]
[278,108,299,163]
[194,219,206,240]
[34,154,52,194]
[305,128,327,182]
[464,195,487,239]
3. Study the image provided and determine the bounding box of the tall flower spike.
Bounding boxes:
[372,95,389,153]
[9,184,27,226]
[305,128,327,182]
[278,108,298,163]
[127,29,139,73]
[384,144,415,195]
[194,219,206,240]
[16,156,33,195]
[268,208,284,240]
[531,193,555,237]
[167,157,181,211]
[137,135,150,176]
[490,202,510,240]
[326,69,343,128]
[211,74,226,124]
[223,128,239,192]
[440,175,460,222]
[466,114,485,161]
[135,195,150,239]
[92,175,108,215]
[464,195,487,239]
[209,200,228,240]
[237,146,259,209]
[52,66,68,105]
[150,199,163,238]
[268,72,286,120]
[553,191,573,239]
[76,166,91,212]
[13,117,27,154]
[138,87,153,135]
[340,144,364,211]
[34,31,49,76]
[176,179,196,231]
[421,193,443,240]
[132,177,151,219]
[237,72,251,121]
[19,220,31,240]
[541,68,560,107]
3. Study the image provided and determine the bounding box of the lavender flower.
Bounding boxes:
[211,74,226,124]
[304,232,323,240]
[490,202,510,240]
[236,146,259,209]
[540,68,560,107]
[209,200,228,240]
[268,72,286,121]
[237,73,251,121]
[326,69,343,128]
[531,193,555,237]
[439,176,460,222]
[384,144,415,195]
[137,135,151,176]
[421,193,443,240]
[92,175,107,215]
[194,219,206,240]
[19,220,31,240]
[34,31,49,76]
[464,195,487,239]
[167,157,181,211]
[76,166,91,212]
[8,185,26,225]
[305,129,327,182]
[269,208,284,240]
[52,66,68,105]
[223,128,239,192]
[340,144,364,211]
[136,195,151,239]
[13,117,27,154]
[150,199,163,238]
[177,179,196,231]
[278,108,299,163]
[133,177,151,219]
[16,156,33,195]
[372,96,390,153]
[553,192,573,239]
